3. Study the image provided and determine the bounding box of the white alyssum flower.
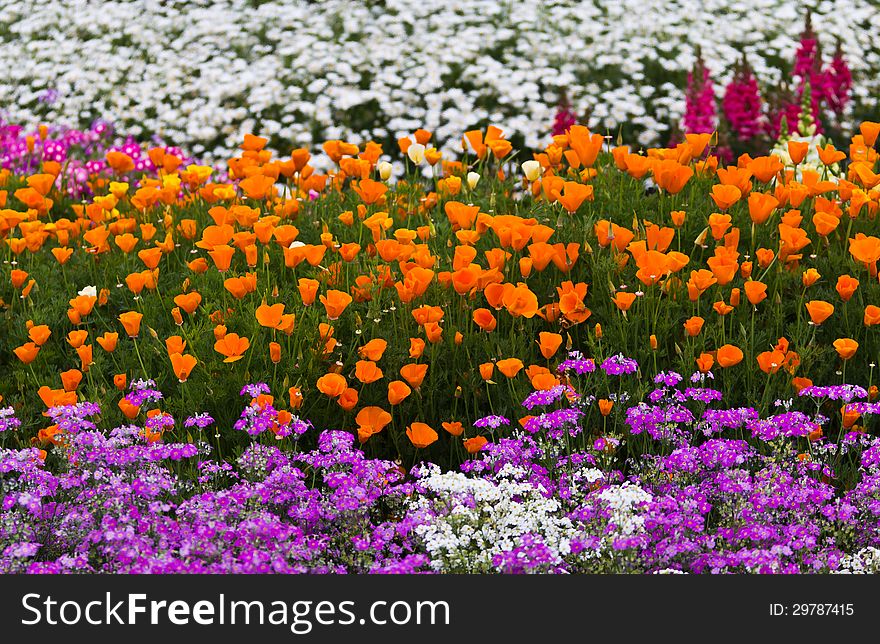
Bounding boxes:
[410,463,576,573]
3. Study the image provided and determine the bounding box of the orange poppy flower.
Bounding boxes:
[812,211,840,237]
[743,280,768,306]
[835,275,859,302]
[118,398,140,420]
[787,140,810,164]
[28,324,51,346]
[553,181,594,213]
[352,178,388,205]
[51,247,73,264]
[442,421,464,437]
[406,422,438,448]
[473,308,497,332]
[13,342,39,364]
[315,373,347,398]
[337,388,359,412]
[207,244,235,272]
[355,360,383,384]
[865,305,880,326]
[747,192,778,225]
[710,184,742,210]
[598,399,614,416]
[538,332,563,359]
[805,300,834,325]
[833,338,859,361]
[757,349,786,374]
[169,353,197,382]
[409,338,426,358]
[256,303,286,329]
[137,247,163,270]
[497,358,524,378]
[400,363,428,388]
[213,333,250,363]
[76,344,93,371]
[165,335,187,356]
[464,436,488,454]
[174,291,202,315]
[355,406,392,438]
[479,362,495,381]
[748,155,784,183]
[320,289,352,320]
[357,339,387,362]
[716,344,744,368]
[849,235,880,277]
[501,283,539,318]
[683,316,704,337]
[611,291,637,312]
[114,373,127,391]
[801,268,821,288]
[388,380,412,405]
[119,311,143,338]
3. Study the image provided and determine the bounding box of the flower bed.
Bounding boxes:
[1,106,880,571]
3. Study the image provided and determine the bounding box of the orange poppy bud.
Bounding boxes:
[594,323,602,339]
[649,334,658,350]
[114,373,127,391]
[598,399,613,416]
[269,341,281,364]
[479,362,495,381]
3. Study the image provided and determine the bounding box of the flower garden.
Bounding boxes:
[2,3,880,574]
